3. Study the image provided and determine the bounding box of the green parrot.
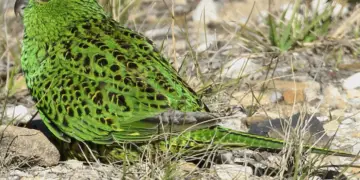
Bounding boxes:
[14,0,355,162]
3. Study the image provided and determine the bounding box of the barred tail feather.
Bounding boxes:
[170,126,356,158]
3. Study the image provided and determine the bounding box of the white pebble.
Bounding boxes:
[343,73,360,89]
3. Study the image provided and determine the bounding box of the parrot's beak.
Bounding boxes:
[14,0,28,17]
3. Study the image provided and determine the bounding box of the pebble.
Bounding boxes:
[220,57,262,79]
[343,72,360,89]
[341,118,354,124]
[5,105,32,124]
[192,0,220,23]
[214,164,253,180]
[270,91,283,103]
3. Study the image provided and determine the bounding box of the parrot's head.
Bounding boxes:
[14,0,106,39]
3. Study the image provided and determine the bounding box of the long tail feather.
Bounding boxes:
[169,126,356,158]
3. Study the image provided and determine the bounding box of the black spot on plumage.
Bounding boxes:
[84,107,90,114]
[168,88,176,93]
[116,55,125,61]
[94,71,100,77]
[133,55,140,59]
[100,118,106,124]
[156,94,167,101]
[96,109,102,115]
[93,92,103,105]
[147,96,155,100]
[57,105,63,113]
[67,79,74,86]
[68,108,74,117]
[150,104,158,109]
[62,95,68,102]
[98,59,108,66]
[114,75,122,81]
[83,57,90,66]
[120,44,131,49]
[51,55,56,60]
[75,91,81,97]
[53,94,58,101]
[76,108,82,116]
[68,95,74,101]
[145,87,155,93]
[104,104,110,111]
[123,31,130,37]
[127,62,137,69]
[108,92,116,101]
[65,50,73,60]
[95,42,107,50]
[136,80,144,88]
[84,87,91,94]
[81,101,87,106]
[158,80,166,87]
[94,54,105,62]
[74,53,82,61]
[64,41,72,49]
[130,32,142,39]
[100,45,109,50]
[70,27,78,33]
[159,105,170,109]
[62,118,69,127]
[124,77,132,85]
[60,89,66,95]
[44,81,51,89]
[82,23,91,30]
[107,118,114,125]
[84,68,91,74]
[79,43,89,49]
[116,95,126,106]
[139,43,150,51]
[110,65,120,72]
[112,50,122,57]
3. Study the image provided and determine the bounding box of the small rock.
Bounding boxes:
[178,161,198,172]
[323,120,340,137]
[346,89,360,106]
[9,170,30,177]
[219,152,234,164]
[0,125,60,167]
[65,160,84,169]
[352,144,360,155]
[221,57,262,79]
[5,105,32,124]
[304,85,320,102]
[341,118,354,125]
[343,72,360,89]
[309,176,322,180]
[311,0,328,14]
[145,27,181,39]
[317,116,329,122]
[323,85,347,109]
[283,89,305,104]
[214,164,253,180]
[270,91,283,103]
[192,0,221,23]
